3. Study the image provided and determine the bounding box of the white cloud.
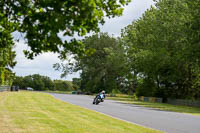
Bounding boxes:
[13,40,78,80]
[100,0,155,36]
[13,0,154,81]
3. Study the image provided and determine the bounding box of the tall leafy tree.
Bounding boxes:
[0,12,16,85]
[121,0,200,99]
[55,33,128,93]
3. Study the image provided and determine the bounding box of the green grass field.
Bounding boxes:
[107,96,200,116]
[0,91,162,133]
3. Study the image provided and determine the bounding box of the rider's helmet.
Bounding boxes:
[102,90,105,94]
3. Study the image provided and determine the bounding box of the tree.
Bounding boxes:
[12,76,25,89]
[72,78,81,90]
[0,7,17,86]
[31,74,46,91]
[55,33,128,93]
[23,75,34,89]
[1,0,131,59]
[53,80,73,91]
[0,44,16,86]
[42,76,54,90]
[121,0,200,99]
[13,74,73,91]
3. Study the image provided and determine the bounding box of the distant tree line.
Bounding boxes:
[57,0,200,100]
[13,74,74,91]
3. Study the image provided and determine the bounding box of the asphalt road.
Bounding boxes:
[50,93,200,133]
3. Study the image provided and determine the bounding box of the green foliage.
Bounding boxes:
[136,78,156,97]
[72,78,81,90]
[1,0,131,59]
[13,74,73,91]
[54,0,200,100]
[111,89,121,94]
[0,11,17,85]
[0,68,15,86]
[12,76,25,88]
[53,80,73,91]
[122,0,200,99]
[55,33,128,93]
[78,33,120,93]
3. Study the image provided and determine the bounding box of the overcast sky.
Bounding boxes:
[13,0,154,81]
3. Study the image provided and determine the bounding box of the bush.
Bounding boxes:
[136,78,156,97]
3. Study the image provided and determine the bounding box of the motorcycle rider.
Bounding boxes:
[99,90,106,101]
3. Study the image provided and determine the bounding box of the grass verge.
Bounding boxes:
[44,90,73,94]
[107,96,200,116]
[0,91,162,133]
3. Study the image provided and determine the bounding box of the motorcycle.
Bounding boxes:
[93,95,104,105]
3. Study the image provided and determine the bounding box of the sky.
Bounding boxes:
[13,0,155,81]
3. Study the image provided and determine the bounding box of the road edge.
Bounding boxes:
[50,93,165,133]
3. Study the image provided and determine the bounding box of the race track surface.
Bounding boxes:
[50,93,200,133]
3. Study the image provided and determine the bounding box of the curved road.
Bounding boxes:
[50,93,200,133]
